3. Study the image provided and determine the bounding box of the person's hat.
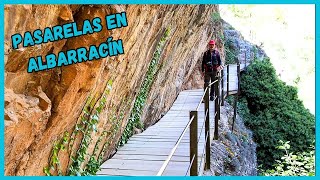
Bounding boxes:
[208,40,216,45]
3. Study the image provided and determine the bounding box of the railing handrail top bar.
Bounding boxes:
[196,69,223,111]
[208,79,218,87]
[157,114,196,175]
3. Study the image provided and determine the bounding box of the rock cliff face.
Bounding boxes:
[223,21,267,64]
[4,5,222,175]
[209,102,257,175]
[182,17,225,90]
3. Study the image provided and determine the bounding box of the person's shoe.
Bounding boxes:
[210,96,214,101]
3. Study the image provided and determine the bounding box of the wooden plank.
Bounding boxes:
[132,128,214,138]
[122,142,205,149]
[116,148,189,155]
[97,168,190,176]
[100,160,191,172]
[128,136,207,141]
[117,145,207,156]
[126,139,206,145]
[97,169,157,176]
[112,154,190,162]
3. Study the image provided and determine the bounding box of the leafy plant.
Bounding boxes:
[218,32,225,44]
[261,141,315,176]
[43,131,70,176]
[45,79,127,176]
[68,80,113,176]
[212,12,221,23]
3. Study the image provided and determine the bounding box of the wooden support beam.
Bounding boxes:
[189,111,198,176]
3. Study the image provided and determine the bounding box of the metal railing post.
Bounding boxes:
[245,51,247,68]
[232,95,237,132]
[204,85,210,170]
[217,73,221,133]
[237,63,240,95]
[214,73,220,140]
[227,65,229,96]
[232,63,241,133]
[190,111,198,176]
[221,68,224,106]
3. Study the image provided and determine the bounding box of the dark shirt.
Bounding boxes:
[202,49,221,72]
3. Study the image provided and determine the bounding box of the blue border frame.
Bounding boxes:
[1,0,319,4]
[1,1,4,178]
[316,2,319,177]
[1,0,318,178]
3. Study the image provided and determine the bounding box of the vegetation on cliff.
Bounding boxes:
[262,141,315,176]
[237,59,315,171]
[118,28,171,146]
[44,80,131,175]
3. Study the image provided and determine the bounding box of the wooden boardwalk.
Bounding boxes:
[222,64,246,96]
[98,90,215,176]
[97,64,245,176]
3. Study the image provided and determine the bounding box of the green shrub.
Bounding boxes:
[240,59,315,169]
[212,12,221,23]
[262,141,315,176]
[224,38,238,64]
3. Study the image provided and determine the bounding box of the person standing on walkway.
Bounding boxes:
[201,39,222,101]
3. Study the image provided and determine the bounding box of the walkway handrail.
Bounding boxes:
[156,115,195,176]
[195,79,218,111]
